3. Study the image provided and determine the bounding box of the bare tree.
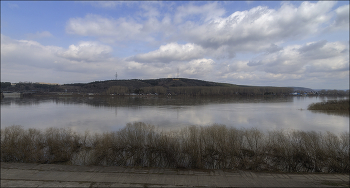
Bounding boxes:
[115,72,118,80]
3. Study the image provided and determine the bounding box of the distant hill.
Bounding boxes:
[3,79,348,96]
[62,78,270,92]
[62,78,231,93]
[62,78,293,95]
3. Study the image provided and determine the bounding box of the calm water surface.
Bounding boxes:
[1,96,348,134]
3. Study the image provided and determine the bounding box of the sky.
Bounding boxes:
[1,1,349,89]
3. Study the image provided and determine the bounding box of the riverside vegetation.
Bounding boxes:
[308,99,349,111]
[1,122,349,173]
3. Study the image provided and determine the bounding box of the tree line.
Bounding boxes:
[317,89,349,96]
[1,82,63,92]
[167,86,293,96]
[104,85,293,96]
[2,81,349,97]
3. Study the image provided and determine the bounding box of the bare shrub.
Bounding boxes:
[200,125,230,169]
[44,127,81,164]
[308,99,349,111]
[71,130,94,165]
[1,123,348,172]
[1,125,26,162]
[1,126,43,163]
[241,128,265,170]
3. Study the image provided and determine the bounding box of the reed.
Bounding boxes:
[1,123,348,172]
[308,99,349,111]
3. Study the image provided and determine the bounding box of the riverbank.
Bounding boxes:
[2,123,349,173]
[308,99,349,111]
[1,162,349,187]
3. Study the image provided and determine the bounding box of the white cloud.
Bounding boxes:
[247,40,349,75]
[121,58,216,80]
[129,43,206,63]
[178,1,336,52]
[66,14,153,43]
[180,58,216,77]
[139,3,161,18]
[2,33,348,89]
[2,2,349,89]
[174,2,226,23]
[1,35,118,83]
[128,42,240,64]
[66,1,338,57]
[57,41,112,62]
[328,4,349,31]
[210,38,349,88]
[1,35,62,69]
[121,60,173,79]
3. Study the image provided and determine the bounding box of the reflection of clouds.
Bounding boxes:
[179,107,214,126]
[110,102,348,134]
[4,96,294,107]
[1,97,348,134]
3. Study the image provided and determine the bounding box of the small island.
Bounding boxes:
[308,99,349,111]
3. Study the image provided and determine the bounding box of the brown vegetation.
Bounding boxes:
[168,86,292,96]
[1,123,348,173]
[105,86,129,95]
[317,90,350,96]
[308,99,349,111]
[140,86,167,95]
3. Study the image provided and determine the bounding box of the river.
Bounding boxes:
[1,96,348,134]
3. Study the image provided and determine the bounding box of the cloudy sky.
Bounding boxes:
[1,1,349,89]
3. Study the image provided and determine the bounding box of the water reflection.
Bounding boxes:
[1,96,348,134]
[309,110,349,117]
[0,97,46,106]
[1,96,293,107]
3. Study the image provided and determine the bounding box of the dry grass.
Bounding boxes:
[308,99,349,111]
[1,123,349,172]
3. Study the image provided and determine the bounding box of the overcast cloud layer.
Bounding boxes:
[1,1,349,89]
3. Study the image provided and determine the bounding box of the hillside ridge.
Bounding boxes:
[61,78,293,95]
[2,78,349,96]
[65,78,237,87]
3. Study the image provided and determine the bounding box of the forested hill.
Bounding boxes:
[62,78,294,95]
[66,78,234,88]
[3,78,348,96]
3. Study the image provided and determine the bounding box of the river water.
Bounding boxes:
[1,96,348,134]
